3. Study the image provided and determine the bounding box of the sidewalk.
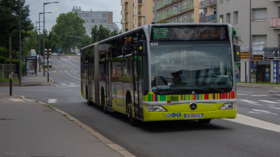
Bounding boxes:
[0,70,52,86]
[237,83,280,89]
[0,93,133,157]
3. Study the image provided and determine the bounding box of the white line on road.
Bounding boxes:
[270,106,280,110]
[237,94,248,95]
[65,70,81,81]
[248,111,261,114]
[48,99,57,104]
[238,99,260,105]
[252,109,278,115]
[225,114,280,133]
[259,100,278,104]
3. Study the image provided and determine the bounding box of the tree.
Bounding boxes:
[91,25,98,43]
[52,12,85,53]
[0,0,33,59]
[110,30,118,37]
[98,24,110,41]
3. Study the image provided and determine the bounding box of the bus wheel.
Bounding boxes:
[198,119,211,123]
[102,90,108,114]
[126,103,138,126]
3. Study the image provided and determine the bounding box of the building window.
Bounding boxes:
[233,11,238,24]
[219,15,223,23]
[226,13,230,24]
[252,8,267,22]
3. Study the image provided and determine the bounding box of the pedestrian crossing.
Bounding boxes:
[238,99,280,116]
[53,81,80,88]
[50,71,79,73]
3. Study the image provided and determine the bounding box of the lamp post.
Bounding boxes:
[18,0,25,84]
[39,12,51,73]
[43,2,59,78]
[248,0,252,83]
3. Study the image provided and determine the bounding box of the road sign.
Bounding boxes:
[252,46,263,51]
[252,55,264,61]
[273,61,279,83]
[241,56,250,59]
[267,57,280,60]
[233,28,237,37]
[253,51,264,55]
[253,42,265,46]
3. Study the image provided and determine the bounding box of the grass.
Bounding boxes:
[238,82,280,85]
[0,79,19,82]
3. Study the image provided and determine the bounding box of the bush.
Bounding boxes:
[4,59,26,76]
[0,56,8,63]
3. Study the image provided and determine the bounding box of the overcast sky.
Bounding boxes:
[26,0,122,32]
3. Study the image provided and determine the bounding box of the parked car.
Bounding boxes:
[77,53,81,56]
[44,60,52,68]
[52,52,58,56]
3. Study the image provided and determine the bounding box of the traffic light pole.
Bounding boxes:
[9,37,12,96]
[47,49,49,82]
[248,0,252,83]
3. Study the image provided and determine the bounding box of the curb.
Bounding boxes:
[17,94,135,157]
[237,83,280,89]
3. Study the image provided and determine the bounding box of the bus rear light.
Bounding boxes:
[145,105,167,112]
[167,101,171,104]
[220,103,236,110]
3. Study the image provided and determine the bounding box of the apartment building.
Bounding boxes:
[217,0,280,83]
[121,0,154,32]
[199,0,217,23]
[154,0,200,23]
[72,6,118,36]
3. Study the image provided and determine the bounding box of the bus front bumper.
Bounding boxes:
[143,104,237,122]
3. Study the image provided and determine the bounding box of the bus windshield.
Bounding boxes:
[150,41,233,95]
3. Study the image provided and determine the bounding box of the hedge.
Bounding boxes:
[4,59,26,76]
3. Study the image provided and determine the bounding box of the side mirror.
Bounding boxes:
[137,40,146,56]
[233,45,240,62]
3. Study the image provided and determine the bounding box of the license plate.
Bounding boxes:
[184,114,204,119]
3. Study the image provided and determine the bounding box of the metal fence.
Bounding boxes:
[0,64,17,79]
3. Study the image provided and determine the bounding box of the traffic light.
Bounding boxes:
[241,51,249,59]
[252,55,264,61]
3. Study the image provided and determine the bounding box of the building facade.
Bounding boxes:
[154,0,200,23]
[121,0,154,32]
[217,0,280,83]
[199,0,217,23]
[72,6,118,36]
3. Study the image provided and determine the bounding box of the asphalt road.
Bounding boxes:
[1,56,279,157]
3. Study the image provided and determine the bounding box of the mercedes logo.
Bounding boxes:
[190,103,197,111]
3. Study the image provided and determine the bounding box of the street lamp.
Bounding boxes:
[18,0,25,84]
[39,12,51,72]
[249,0,252,83]
[43,2,59,80]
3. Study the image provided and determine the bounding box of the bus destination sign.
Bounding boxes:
[152,26,229,41]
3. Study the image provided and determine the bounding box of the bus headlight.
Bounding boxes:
[145,105,167,112]
[220,103,237,110]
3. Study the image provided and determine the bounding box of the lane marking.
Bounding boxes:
[239,99,258,104]
[48,99,57,104]
[225,114,280,133]
[65,70,81,81]
[270,106,280,110]
[252,109,278,115]
[70,83,76,85]
[53,71,57,73]
[248,111,261,114]
[237,94,248,95]
[259,100,278,104]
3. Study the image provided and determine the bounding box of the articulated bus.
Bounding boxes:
[80,23,237,125]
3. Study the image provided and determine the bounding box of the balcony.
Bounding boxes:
[125,18,128,23]
[199,14,217,23]
[153,0,181,11]
[125,8,128,14]
[199,0,217,9]
[125,28,128,32]
[138,0,142,5]
[270,18,280,29]
[138,11,141,15]
[178,3,194,13]
[138,22,142,27]
[178,18,194,23]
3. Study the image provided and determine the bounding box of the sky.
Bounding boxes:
[26,0,122,32]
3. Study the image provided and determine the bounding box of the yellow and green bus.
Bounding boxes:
[80,23,237,125]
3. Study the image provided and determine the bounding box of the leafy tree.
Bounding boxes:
[91,25,98,43]
[78,35,92,49]
[0,0,33,59]
[52,12,85,53]
[98,24,110,41]
[110,30,118,37]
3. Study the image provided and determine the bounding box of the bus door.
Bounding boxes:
[88,53,93,102]
[106,52,112,108]
[132,46,144,120]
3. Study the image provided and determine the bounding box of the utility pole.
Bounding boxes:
[154,0,157,24]
[248,0,252,83]
[9,37,12,96]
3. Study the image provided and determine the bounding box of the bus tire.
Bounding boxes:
[102,88,108,114]
[126,96,138,126]
[198,119,211,123]
[86,86,92,106]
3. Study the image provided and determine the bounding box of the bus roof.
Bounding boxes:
[81,23,232,51]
